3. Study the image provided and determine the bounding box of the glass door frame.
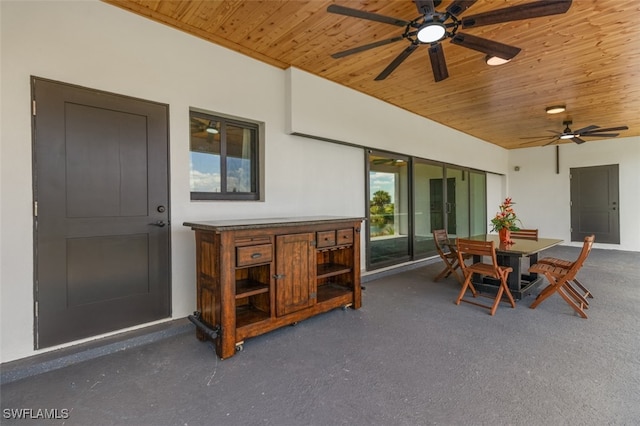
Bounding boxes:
[365,150,488,271]
[443,165,470,239]
[413,158,445,261]
[365,149,413,270]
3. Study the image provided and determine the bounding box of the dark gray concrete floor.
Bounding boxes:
[2,246,639,426]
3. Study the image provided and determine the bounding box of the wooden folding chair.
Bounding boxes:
[454,238,515,316]
[433,229,470,285]
[535,235,595,300]
[510,229,538,240]
[529,235,595,318]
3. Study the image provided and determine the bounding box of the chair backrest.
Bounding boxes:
[559,234,595,281]
[433,229,450,256]
[571,234,595,272]
[455,238,499,270]
[510,229,538,240]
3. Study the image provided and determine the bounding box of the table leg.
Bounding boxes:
[502,254,522,294]
[528,253,539,281]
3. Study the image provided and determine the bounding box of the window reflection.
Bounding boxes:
[190,117,222,193]
[189,111,259,200]
[368,153,410,267]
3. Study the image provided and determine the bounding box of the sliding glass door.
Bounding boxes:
[414,160,444,258]
[367,151,487,270]
[367,151,410,268]
[469,171,487,236]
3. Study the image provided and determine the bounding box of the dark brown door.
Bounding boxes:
[32,78,171,349]
[570,164,620,244]
[275,233,314,316]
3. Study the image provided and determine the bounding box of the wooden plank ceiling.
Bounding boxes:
[103,0,639,149]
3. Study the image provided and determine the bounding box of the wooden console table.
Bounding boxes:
[183,216,364,359]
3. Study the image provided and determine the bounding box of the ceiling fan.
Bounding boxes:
[520,120,630,146]
[191,117,219,137]
[372,158,407,165]
[327,0,572,82]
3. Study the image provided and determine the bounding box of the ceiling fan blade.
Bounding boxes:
[428,43,449,82]
[375,44,419,81]
[580,133,620,138]
[450,32,521,60]
[543,137,560,146]
[572,124,599,134]
[582,125,629,134]
[414,0,435,15]
[519,136,554,140]
[331,36,405,58]
[519,137,553,145]
[446,0,478,17]
[461,0,572,29]
[327,4,410,27]
[572,137,587,144]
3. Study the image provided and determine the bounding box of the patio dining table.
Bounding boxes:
[462,234,563,300]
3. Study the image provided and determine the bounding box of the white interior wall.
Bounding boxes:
[507,138,640,250]
[287,68,509,174]
[486,173,507,231]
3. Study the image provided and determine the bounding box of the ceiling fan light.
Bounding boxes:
[485,55,511,66]
[546,105,566,114]
[559,134,574,140]
[417,22,446,43]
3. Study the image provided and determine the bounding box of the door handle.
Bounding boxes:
[151,221,166,227]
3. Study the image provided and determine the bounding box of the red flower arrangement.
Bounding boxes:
[490,197,521,232]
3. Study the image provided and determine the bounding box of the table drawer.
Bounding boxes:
[316,230,336,248]
[336,228,354,245]
[236,244,273,267]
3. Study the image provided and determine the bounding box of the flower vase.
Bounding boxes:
[499,228,511,244]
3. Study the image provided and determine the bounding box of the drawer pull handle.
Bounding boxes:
[251,253,262,259]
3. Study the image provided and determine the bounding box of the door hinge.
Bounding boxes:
[34,201,38,217]
[32,100,36,116]
[35,301,39,318]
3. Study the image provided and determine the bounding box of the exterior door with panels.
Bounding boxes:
[570,164,620,244]
[32,77,171,348]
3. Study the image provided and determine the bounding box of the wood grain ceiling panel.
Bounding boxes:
[103,0,639,149]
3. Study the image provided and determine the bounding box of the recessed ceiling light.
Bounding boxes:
[545,105,566,114]
[485,55,511,66]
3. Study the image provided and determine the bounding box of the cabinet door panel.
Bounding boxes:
[276,233,315,316]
